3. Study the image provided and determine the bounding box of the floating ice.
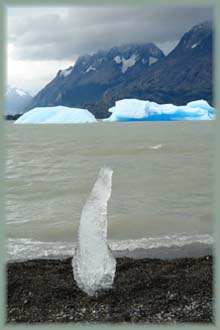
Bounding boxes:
[104,98,214,122]
[186,99,213,112]
[15,106,97,124]
[72,167,116,296]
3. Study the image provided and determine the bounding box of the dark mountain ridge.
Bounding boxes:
[26,43,164,118]
[99,22,213,111]
[25,22,213,118]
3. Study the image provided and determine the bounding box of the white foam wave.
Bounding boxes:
[109,234,213,251]
[7,233,213,262]
[149,144,162,150]
[7,238,75,262]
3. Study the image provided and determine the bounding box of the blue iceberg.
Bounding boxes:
[104,99,214,122]
[15,106,97,124]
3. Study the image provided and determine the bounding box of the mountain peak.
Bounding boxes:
[6,86,33,116]
[177,21,212,51]
[24,22,212,118]
[190,21,212,33]
[60,42,164,77]
[7,86,32,97]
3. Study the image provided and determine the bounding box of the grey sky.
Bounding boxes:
[7,5,213,93]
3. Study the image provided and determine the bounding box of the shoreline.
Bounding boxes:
[7,240,213,263]
[7,255,213,323]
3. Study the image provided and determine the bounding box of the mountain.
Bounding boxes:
[25,44,165,118]
[6,86,33,119]
[100,22,213,109]
[25,22,212,118]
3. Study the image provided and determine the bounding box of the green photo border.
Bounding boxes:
[0,0,219,329]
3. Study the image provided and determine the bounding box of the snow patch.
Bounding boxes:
[149,57,158,66]
[15,106,97,124]
[191,43,199,49]
[114,54,137,73]
[114,56,122,64]
[104,99,214,122]
[60,67,72,78]
[141,58,148,65]
[121,54,137,73]
[85,66,96,73]
[15,88,27,97]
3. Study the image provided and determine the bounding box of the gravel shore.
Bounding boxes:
[7,255,213,323]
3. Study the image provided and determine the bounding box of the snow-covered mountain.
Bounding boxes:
[5,86,33,117]
[101,21,213,109]
[177,21,212,51]
[25,22,212,118]
[25,43,165,118]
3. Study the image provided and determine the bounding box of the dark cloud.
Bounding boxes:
[8,6,213,60]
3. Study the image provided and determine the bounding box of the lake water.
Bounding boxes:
[6,121,214,261]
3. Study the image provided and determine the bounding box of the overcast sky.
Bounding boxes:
[7,5,213,94]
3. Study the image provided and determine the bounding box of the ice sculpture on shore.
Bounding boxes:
[72,167,116,296]
[14,106,97,124]
[104,98,214,121]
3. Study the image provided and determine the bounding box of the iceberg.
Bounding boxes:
[104,99,214,122]
[72,167,116,296]
[14,106,97,124]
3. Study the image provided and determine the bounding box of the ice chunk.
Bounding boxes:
[15,106,97,124]
[72,167,116,296]
[104,98,214,122]
[186,99,214,112]
[108,99,149,118]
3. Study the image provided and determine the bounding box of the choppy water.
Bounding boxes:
[6,121,213,261]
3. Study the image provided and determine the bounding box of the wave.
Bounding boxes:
[149,144,162,150]
[7,233,213,262]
